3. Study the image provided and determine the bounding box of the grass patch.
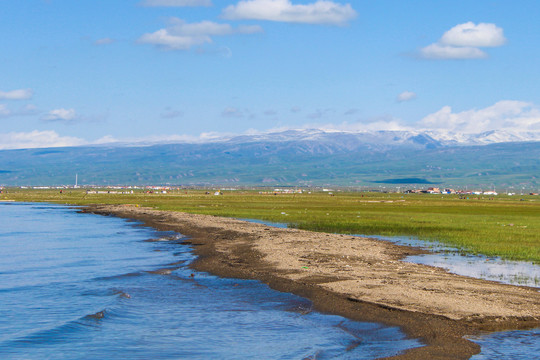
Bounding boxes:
[3,189,540,263]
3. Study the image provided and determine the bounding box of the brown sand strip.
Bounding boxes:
[85,205,540,359]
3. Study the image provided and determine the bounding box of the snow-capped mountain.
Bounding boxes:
[211,129,540,148]
[83,129,540,150]
[0,128,538,187]
[424,130,540,145]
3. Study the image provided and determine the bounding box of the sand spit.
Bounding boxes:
[85,205,540,359]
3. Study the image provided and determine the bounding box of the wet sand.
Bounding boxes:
[85,204,540,359]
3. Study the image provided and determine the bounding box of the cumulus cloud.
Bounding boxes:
[42,108,77,122]
[440,22,506,48]
[0,130,86,150]
[138,18,262,50]
[419,101,540,133]
[396,91,417,103]
[420,22,506,60]
[140,0,212,6]
[420,44,487,60]
[222,0,357,26]
[0,88,33,100]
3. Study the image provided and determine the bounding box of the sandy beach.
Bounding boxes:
[85,204,540,359]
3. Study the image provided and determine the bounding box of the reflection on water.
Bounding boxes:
[364,235,540,289]
[0,203,420,359]
[468,328,540,360]
[241,218,540,288]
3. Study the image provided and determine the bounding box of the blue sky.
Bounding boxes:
[1,0,540,149]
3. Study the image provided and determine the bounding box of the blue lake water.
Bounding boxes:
[243,218,540,359]
[0,203,420,359]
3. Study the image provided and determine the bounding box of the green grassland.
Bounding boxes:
[3,189,540,263]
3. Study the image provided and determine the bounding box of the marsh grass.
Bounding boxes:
[3,189,540,263]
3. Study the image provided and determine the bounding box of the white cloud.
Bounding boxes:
[319,118,410,132]
[140,0,212,6]
[419,101,540,133]
[420,44,487,59]
[42,108,77,122]
[0,130,86,150]
[440,22,506,48]
[420,22,505,60]
[222,0,357,25]
[138,18,262,50]
[396,91,417,103]
[0,88,33,100]
[94,38,115,45]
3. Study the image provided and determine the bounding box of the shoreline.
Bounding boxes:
[85,204,540,360]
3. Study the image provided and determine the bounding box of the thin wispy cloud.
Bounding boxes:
[420,22,506,60]
[160,108,184,119]
[0,88,33,100]
[0,104,10,117]
[0,104,39,118]
[138,18,262,51]
[94,38,115,45]
[221,107,244,118]
[42,108,78,123]
[139,0,212,7]
[307,108,335,119]
[222,0,357,26]
[396,91,417,103]
[263,109,278,116]
[290,106,302,113]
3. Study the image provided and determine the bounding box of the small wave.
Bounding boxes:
[165,260,187,266]
[302,350,321,359]
[146,265,183,275]
[85,310,106,320]
[30,206,63,210]
[91,271,144,282]
[7,309,109,347]
[143,233,184,243]
[112,289,132,299]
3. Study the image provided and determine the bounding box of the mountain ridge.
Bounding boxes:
[0,129,538,188]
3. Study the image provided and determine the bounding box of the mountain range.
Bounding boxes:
[0,129,538,189]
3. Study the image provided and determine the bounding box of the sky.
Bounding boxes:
[1,0,540,149]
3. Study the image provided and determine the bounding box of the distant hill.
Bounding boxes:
[0,129,538,189]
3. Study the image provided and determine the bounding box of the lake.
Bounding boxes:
[0,203,420,359]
